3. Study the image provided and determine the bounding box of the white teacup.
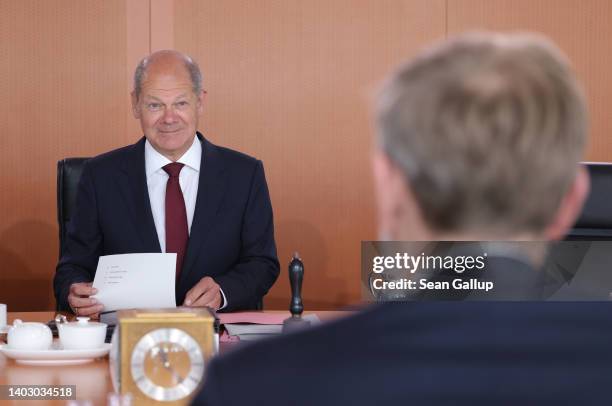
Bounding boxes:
[7,319,53,351]
[58,317,107,350]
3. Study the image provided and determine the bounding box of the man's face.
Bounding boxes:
[132,61,204,161]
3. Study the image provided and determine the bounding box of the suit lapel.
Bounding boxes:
[178,134,228,289]
[118,137,161,253]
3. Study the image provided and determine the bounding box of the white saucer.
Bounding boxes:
[0,342,111,366]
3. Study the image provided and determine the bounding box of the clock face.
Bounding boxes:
[130,328,205,401]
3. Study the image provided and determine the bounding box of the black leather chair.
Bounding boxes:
[57,157,264,309]
[57,158,90,258]
[566,162,612,240]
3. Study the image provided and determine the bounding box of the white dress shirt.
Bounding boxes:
[145,136,201,250]
[145,135,227,308]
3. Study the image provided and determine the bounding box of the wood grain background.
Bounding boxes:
[0,0,609,311]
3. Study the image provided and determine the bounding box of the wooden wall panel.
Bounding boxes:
[126,0,151,139]
[0,1,143,311]
[447,0,612,162]
[150,0,174,51]
[4,1,611,312]
[172,0,447,309]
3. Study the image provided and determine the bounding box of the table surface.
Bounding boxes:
[0,311,348,405]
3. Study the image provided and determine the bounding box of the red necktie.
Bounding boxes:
[163,162,188,278]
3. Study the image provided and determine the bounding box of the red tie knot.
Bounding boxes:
[163,162,184,178]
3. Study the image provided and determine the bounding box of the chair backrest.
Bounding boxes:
[57,158,90,257]
[566,162,612,240]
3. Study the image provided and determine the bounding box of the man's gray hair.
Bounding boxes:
[376,32,588,235]
[133,52,203,99]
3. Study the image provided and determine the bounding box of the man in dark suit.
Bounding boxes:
[194,33,612,404]
[54,50,279,316]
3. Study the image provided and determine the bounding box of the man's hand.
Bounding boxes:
[68,282,104,319]
[183,277,222,310]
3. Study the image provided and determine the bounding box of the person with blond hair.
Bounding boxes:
[194,33,612,405]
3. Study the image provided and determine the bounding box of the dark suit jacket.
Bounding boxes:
[54,133,279,311]
[196,258,612,405]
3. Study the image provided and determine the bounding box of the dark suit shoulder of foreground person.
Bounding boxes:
[196,300,612,405]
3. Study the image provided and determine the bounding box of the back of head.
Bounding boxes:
[376,32,588,237]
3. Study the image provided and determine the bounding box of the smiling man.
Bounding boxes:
[54,50,279,316]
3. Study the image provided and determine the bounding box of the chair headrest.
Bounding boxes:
[574,163,612,229]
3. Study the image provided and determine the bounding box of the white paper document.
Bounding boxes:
[92,253,176,311]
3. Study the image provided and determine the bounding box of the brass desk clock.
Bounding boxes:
[110,308,215,405]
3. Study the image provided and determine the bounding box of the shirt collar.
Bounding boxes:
[145,134,201,177]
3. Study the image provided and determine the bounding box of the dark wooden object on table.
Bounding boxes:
[282,253,311,333]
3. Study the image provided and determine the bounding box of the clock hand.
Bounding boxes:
[158,347,171,368]
[158,346,185,384]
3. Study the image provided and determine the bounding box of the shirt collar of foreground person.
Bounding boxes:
[189,33,612,406]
